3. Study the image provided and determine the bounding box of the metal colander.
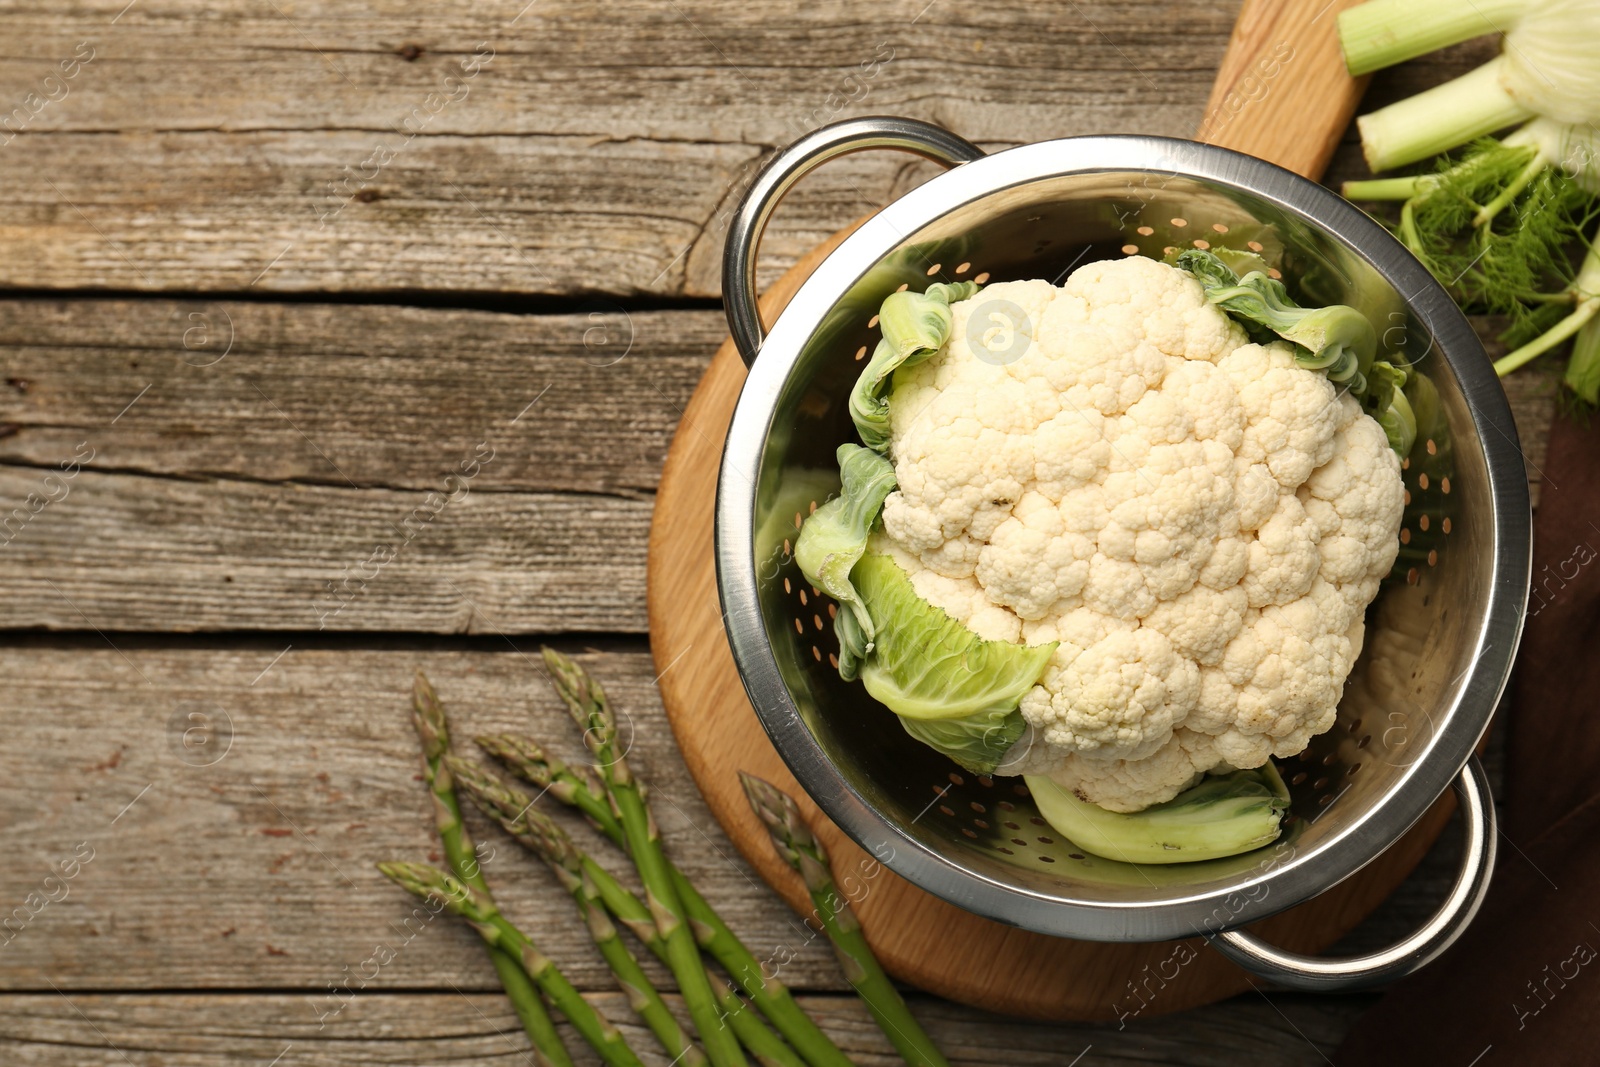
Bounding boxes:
[713,118,1530,990]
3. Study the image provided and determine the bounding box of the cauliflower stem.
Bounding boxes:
[1025,762,1290,865]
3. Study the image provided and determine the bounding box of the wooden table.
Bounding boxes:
[0,3,1556,1063]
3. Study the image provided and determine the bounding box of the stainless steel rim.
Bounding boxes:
[715,121,1531,947]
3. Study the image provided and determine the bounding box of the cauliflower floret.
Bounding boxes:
[976,491,1095,619]
[878,256,1405,811]
[1218,341,1342,486]
[1020,628,1200,760]
[1038,729,1223,814]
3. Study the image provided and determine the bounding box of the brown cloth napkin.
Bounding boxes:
[1335,412,1600,1065]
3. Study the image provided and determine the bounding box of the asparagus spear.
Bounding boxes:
[740,774,950,1067]
[451,755,816,1067]
[574,865,811,1067]
[476,733,613,826]
[446,757,708,1067]
[579,886,809,1067]
[541,648,749,1067]
[477,733,852,1067]
[410,672,572,1067]
[378,862,645,1067]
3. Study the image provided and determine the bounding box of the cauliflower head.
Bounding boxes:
[874,256,1404,813]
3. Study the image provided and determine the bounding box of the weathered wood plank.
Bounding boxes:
[0,990,1366,1066]
[0,129,747,296]
[0,300,717,633]
[0,466,651,632]
[0,2,1493,297]
[4,0,1232,140]
[0,0,1233,298]
[0,646,845,991]
[0,300,719,495]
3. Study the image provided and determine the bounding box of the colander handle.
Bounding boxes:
[1209,756,1497,992]
[722,117,986,367]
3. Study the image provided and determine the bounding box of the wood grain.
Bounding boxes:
[0,300,714,633]
[3,1,1232,138]
[1197,0,1369,177]
[0,2,1488,297]
[0,467,654,633]
[0,0,1231,298]
[0,645,844,991]
[0,991,1363,1066]
[0,299,717,495]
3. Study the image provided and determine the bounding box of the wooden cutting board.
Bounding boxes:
[646,0,1448,1021]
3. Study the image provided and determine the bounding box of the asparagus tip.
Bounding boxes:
[412,668,439,710]
[476,733,555,782]
[478,734,565,796]
[540,647,584,710]
[476,732,546,757]
[739,773,825,872]
[411,670,448,758]
[541,649,620,764]
[443,753,522,813]
[377,860,485,917]
[449,755,582,870]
